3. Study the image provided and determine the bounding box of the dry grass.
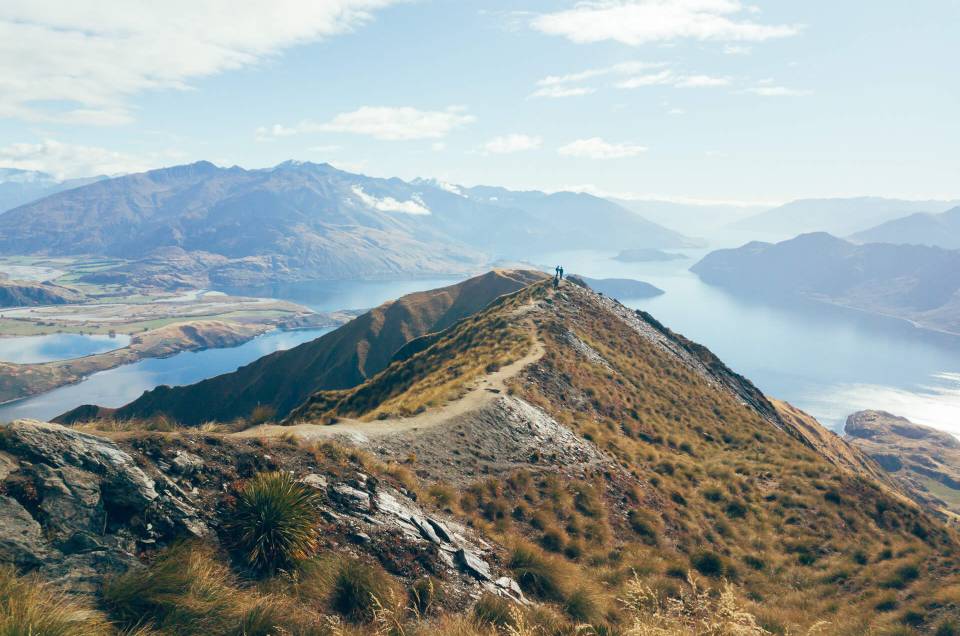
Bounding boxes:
[292,285,541,422]
[0,565,112,636]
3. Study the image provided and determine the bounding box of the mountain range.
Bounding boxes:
[0,168,104,213]
[691,232,960,334]
[0,161,691,286]
[851,205,960,249]
[731,196,960,239]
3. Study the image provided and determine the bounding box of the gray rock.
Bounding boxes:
[34,464,102,544]
[427,517,454,543]
[455,548,492,581]
[348,531,372,544]
[300,474,328,490]
[171,451,204,476]
[410,515,443,545]
[0,495,50,567]
[1,420,157,508]
[0,451,18,480]
[374,490,415,519]
[40,549,142,596]
[331,483,371,513]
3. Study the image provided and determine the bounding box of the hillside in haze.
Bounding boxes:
[17,273,960,634]
[846,410,960,518]
[851,205,960,249]
[612,197,762,234]
[691,232,960,334]
[732,197,960,239]
[59,270,547,425]
[0,168,105,213]
[0,161,691,286]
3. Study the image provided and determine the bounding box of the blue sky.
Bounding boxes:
[1,1,957,204]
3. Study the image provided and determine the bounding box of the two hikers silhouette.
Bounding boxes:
[553,265,564,288]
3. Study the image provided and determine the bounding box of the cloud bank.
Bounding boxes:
[0,0,403,124]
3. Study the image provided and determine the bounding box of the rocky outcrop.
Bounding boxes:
[0,420,207,593]
[0,419,523,601]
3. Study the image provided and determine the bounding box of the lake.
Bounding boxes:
[0,328,332,423]
[0,333,132,363]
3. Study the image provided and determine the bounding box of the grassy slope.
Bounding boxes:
[77,269,547,426]
[301,279,960,633]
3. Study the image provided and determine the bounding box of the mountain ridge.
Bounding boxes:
[0,161,692,286]
[850,205,960,249]
[691,232,960,335]
[57,269,548,426]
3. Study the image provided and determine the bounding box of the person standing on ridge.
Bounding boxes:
[559,266,564,280]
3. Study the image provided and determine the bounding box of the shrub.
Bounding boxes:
[409,576,443,616]
[103,542,238,634]
[0,565,112,636]
[248,405,276,425]
[563,586,604,623]
[628,509,660,546]
[508,542,569,602]
[883,564,920,590]
[329,558,396,623]
[473,593,514,628]
[690,550,725,577]
[226,471,322,575]
[724,500,748,519]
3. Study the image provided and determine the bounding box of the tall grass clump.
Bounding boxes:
[0,565,112,636]
[103,543,238,634]
[226,471,322,575]
[507,541,570,602]
[294,557,399,625]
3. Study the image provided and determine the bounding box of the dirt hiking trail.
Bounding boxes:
[234,320,545,443]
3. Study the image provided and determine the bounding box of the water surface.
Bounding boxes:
[0,328,332,423]
[0,333,132,363]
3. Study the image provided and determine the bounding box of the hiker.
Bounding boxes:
[555,265,561,278]
[559,266,564,280]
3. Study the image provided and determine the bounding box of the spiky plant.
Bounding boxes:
[227,471,322,576]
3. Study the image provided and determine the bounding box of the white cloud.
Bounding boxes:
[257,106,475,141]
[674,74,730,87]
[531,0,801,46]
[0,138,152,179]
[531,61,663,98]
[537,61,664,87]
[307,144,343,153]
[557,137,647,159]
[0,1,403,125]
[530,85,597,98]
[615,69,729,89]
[744,85,812,96]
[483,134,543,154]
[723,44,752,55]
[351,185,431,215]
